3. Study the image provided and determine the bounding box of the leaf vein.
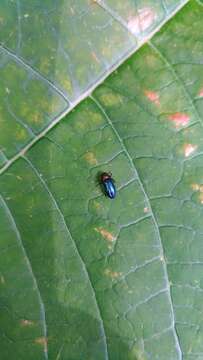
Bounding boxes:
[23,156,109,360]
[90,94,182,359]
[149,41,203,126]
[0,195,48,360]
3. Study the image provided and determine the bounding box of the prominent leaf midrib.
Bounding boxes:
[23,156,109,360]
[0,0,191,178]
[0,194,48,360]
[95,0,137,37]
[0,43,138,177]
[90,94,182,358]
[95,0,190,40]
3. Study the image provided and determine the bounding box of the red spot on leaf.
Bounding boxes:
[144,90,160,106]
[168,112,190,128]
[199,88,203,97]
[91,51,100,64]
[127,7,156,35]
[183,143,197,157]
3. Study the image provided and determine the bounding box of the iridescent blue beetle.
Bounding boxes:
[100,172,116,199]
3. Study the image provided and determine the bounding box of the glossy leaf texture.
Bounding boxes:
[1,0,203,359]
[0,0,187,171]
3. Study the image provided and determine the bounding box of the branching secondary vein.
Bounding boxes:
[23,155,109,360]
[0,195,48,360]
[90,94,182,359]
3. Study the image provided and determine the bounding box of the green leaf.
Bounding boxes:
[0,0,186,99]
[0,0,187,171]
[1,0,203,359]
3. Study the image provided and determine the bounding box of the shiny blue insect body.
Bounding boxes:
[101,172,116,199]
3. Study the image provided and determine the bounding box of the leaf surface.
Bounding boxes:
[1,1,203,359]
[0,0,187,171]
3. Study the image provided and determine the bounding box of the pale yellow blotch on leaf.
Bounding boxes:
[49,98,59,113]
[143,207,149,213]
[88,111,103,124]
[60,77,72,94]
[191,183,200,191]
[35,337,48,352]
[16,175,23,181]
[39,98,50,111]
[94,227,116,242]
[16,128,27,140]
[101,46,113,59]
[183,143,197,157]
[84,152,98,165]
[99,93,122,107]
[144,53,158,68]
[20,319,34,327]
[0,275,5,284]
[129,342,146,360]
[93,201,102,211]
[76,120,86,130]
[199,193,203,204]
[191,183,203,204]
[89,0,97,6]
[40,58,52,74]
[31,111,42,124]
[20,103,31,118]
[104,268,122,279]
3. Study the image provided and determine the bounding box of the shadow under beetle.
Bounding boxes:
[100,172,116,199]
